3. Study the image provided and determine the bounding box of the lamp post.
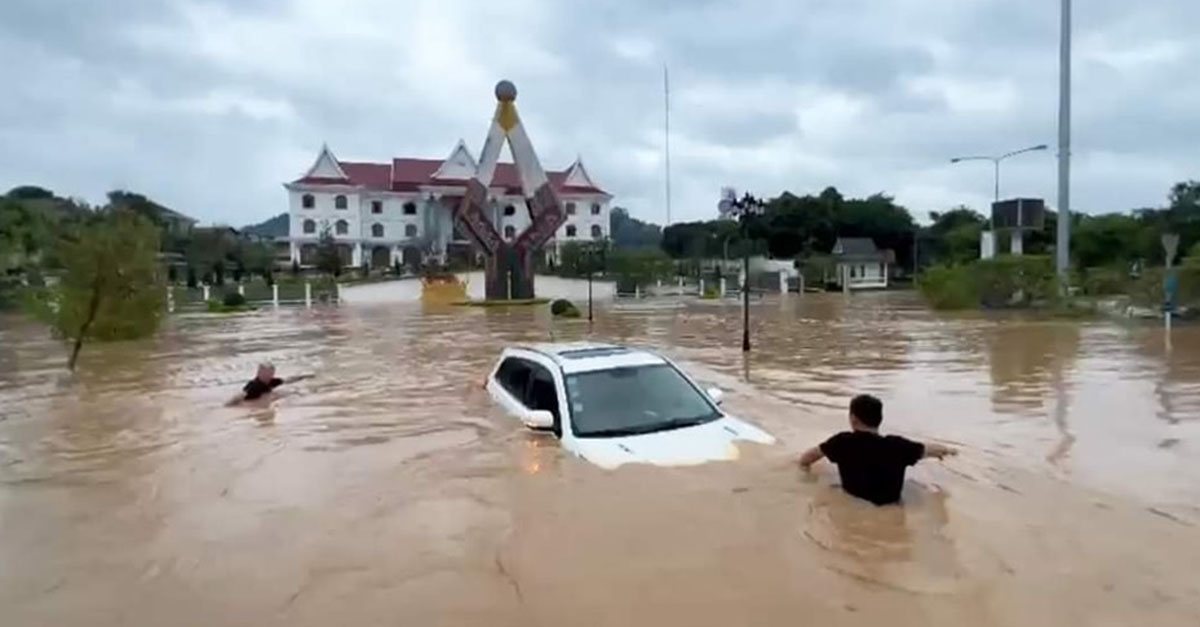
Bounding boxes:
[719,191,766,352]
[950,144,1048,209]
[583,242,606,323]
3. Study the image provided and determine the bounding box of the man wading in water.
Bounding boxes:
[798,394,956,506]
[228,363,313,405]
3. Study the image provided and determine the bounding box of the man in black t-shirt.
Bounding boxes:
[798,394,956,506]
[228,363,313,405]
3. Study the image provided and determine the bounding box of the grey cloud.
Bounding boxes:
[0,0,1198,227]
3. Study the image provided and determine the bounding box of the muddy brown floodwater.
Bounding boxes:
[2,292,1199,626]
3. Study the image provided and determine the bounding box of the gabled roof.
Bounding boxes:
[431,140,478,180]
[562,157,597,189]
[299,144,349,182]
[289,143,609,196]
[832,237,885,261]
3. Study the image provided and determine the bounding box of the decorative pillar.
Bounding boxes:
[719,277,727,297]
[304,282,312,308]
[779,270,787,294]
[202,285,210,301]
[272,284,279,307]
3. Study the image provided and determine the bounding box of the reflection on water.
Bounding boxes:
[2,293,1200,626]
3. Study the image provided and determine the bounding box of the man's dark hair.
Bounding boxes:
[849,394,883,428]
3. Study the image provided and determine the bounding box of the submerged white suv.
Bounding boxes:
[485,343,776,469]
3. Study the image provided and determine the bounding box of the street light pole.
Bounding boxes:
[950,144,1048,221]
[742,230,751,352]
[1056,0,1073,280]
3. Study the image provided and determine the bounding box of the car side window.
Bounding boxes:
[496,357,531,400]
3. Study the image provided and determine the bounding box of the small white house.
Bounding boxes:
[831,237,889,290]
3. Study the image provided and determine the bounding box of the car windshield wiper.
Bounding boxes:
[580,414,718,438]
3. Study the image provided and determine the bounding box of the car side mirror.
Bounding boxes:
[707,387,725,405]
[524,409,555,429]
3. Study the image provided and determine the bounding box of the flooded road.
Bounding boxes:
[2,292,1199,626]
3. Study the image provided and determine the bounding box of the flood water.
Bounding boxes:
[2,292,1199,626]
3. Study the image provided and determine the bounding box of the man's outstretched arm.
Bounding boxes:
[798,446,825,470]
[922,442,957,460]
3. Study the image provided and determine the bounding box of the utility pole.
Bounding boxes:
[1056,0,1072,280]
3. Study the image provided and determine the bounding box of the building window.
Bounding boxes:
[372,223,384,238]
[503,204,516,216]
[301,194,314,209]
[335,219,349,235]
[591,203,601,215]
[302,219,316,234]
[335,195,348,209]
[405,224,418,238]
[504,225,516,239]
[371,200,382,214]
[565,202,576,215]
[403,202,417,215]
[591,225,602,239]
[565,224,577,238]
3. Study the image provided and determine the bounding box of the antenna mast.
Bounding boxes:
[664,64,672,226]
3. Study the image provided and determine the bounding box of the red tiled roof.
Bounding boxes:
[294,157,606,195]
[342,162,393,190]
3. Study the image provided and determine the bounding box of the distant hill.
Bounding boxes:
[242,213,288,238]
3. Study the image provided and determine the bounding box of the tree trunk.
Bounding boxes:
[67,337,84,371]
[68,284,103,371]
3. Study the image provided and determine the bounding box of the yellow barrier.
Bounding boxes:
[421,274,468,305]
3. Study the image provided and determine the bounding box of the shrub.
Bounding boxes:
[1130,264,1200,308]
[974,255,1058,308]
[550,298,580,318]
[918,256,1061,310]
[917,264,978,310]
[223,291,247,307]
[1080,266,1130,296]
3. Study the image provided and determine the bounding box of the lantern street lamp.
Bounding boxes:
[719,191,766,352]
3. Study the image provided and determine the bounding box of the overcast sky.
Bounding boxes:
[1,0,1197,226]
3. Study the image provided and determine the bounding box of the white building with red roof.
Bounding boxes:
[283,142,612,268]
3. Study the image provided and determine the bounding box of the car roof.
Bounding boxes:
[510,342,667,374]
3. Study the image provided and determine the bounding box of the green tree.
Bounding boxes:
[240,241,276,278]
[1187,240,1200,263]
[26,212,165,370]
[1071,213,1144,269]
[315,224,343,277]
[609,207,662,250]
[6,185,55,200]
[924,207,985,265]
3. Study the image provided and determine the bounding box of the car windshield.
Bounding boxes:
[564,364,721,438]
